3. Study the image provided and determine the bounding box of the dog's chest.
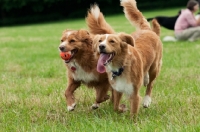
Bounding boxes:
[67,61,98,83]
[111,77,133,96]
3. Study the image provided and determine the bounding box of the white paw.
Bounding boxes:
[143,95,151,108]
[67,103,76,111]
[91,103,100,109]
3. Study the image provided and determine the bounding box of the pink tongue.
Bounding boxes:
[97,54,110,73]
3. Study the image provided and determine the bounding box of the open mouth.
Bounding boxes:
[102,52,115,66]
[64,49,78,63]
[97,52,115,73]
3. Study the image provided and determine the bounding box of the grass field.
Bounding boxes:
[1,7,200,132]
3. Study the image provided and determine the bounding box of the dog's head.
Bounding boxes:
[93,33,134,73]
[58,29,92,63]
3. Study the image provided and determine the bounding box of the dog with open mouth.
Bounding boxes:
[91,0,163,116]
[58,5,115,111]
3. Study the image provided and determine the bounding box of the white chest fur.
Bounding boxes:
[111,77,133,96]
[67,61,98,83]
[106,64,133,95]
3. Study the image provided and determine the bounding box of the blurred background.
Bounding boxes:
[0,0,188,26]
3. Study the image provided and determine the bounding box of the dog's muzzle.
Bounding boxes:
[99,44,106,52]
[59,45,65,52]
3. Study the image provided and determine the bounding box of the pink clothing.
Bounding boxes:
[175,9,197,34]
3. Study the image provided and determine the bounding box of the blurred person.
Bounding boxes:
[175,0,200,41]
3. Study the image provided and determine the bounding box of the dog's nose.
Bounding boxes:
[99,45,105,50]
[59,46,65,51]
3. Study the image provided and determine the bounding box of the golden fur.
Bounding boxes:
[89,0,163,115]
[59,5,115,111]
[86,4,115,34]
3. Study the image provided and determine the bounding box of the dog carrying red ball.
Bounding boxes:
[60,52,71,60]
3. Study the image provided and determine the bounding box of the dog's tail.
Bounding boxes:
[151,19,160,36]
[120,0,151,31]
[86,4,115,34]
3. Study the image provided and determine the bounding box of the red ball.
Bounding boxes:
[60,52,71,60]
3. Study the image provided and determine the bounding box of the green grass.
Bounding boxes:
[1,7,200,131]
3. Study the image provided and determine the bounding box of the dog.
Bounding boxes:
[147,10,181,30]
[58,5,115,111]
[90,0,163,115]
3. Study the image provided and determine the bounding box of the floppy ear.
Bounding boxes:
[92,35,101,52]
[119,33,135,47]
[77,29,92,45]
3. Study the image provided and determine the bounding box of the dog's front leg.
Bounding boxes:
[130,86,141,116]
[113,90,127,112]
[65,77,81,111]
[92,84,110,109]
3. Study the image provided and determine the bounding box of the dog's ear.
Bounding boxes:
[92,34,101,52]
[77,29,92,45]
[119,33,135,47]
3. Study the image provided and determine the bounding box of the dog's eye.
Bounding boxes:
[69,39,75,43]
[61,39,63,42]
[99,40,102,43]
[110,40,115,43]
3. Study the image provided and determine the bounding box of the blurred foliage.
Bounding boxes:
[0,0,188,26]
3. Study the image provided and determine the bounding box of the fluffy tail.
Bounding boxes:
[151,19,160,36]
[86,4,115,34]
[120,0,151,30]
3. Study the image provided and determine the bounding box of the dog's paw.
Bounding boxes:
[119,104,128,112]
[143,95,151,108]
[67,103,76,111]
[91,103,100,109]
